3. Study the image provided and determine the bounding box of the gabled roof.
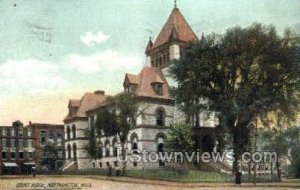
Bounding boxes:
[152,7,198,49]
[124,73,138,85]
[64,92,109,122]
[69,99,80,108]
[124,67,173,100]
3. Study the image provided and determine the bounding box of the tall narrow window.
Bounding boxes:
[72,125,76,139]
[2,152,7,159]
[67,126,71,140]
[18,139,23,148]
[156,108,165,126]
[28,152,33,160]
[27,128,32,137]
[67,144,71,159]
[41,130,46,145]
[73,143,77,161]
[11,152,16,159]
[2,139,6,148]
[27,140,33,148]
[57,133,62,146]
[18,129,23,136]
[1,129,6,136]
[10,139,15,147]
[10,129,15,136]
[49,131,55,143]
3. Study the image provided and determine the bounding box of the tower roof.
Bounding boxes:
[152,7,198,49]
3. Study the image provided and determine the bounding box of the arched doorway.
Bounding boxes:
[156,133,166,166]
[201,135,214,153]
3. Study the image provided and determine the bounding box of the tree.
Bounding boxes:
[257,126,300,179]
[40,142,59,171]
[282,126,300,178]
[166,122,195,153]
[85,92,140,174]
[169,23,300,174]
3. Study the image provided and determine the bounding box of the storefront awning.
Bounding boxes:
[3,162,18,167]
[23,162,36,165]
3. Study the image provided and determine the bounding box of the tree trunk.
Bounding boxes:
[276,154,281,181]
[232,129,241,174]
[121,142,127,175]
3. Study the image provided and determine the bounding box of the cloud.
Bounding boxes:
[80,31,110,46]
[67,49,142,73]
[0,59,67,93]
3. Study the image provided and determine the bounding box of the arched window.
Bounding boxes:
[112,138,118,157]
[105,140,110,157]
[156,108,165,126]
[67,126,71,140]
[73,143,77,161]
[156,133,166,166]
[72,125,76,139]
[67,144,71,159]
[130,133,139,154]
[97,142,103,159]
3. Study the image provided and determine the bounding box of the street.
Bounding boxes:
[0,176,299,190]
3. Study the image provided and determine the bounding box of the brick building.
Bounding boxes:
[27,123,64,171]
[0,121,35,175]
[0,121,64,174]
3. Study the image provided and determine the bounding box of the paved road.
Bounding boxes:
[0,176,298,190]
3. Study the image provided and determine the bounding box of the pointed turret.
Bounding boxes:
[145,37,153,54]
[145,4,199,72]
[152,7,198,49]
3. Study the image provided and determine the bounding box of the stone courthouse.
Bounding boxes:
[63,5,219,171]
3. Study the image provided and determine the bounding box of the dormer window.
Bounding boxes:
[152,83,163,96]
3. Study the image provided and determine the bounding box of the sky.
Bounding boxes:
[0,0,300,125]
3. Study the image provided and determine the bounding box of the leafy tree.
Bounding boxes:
[40,142,59,171]
[85,92,141,173]
[257,126,300,179]
[84,126,97,159]
[283,126,300,178]
[169,23,300,174]
[165,122,195,153]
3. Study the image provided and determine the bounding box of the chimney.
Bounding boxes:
[94,90,105,95]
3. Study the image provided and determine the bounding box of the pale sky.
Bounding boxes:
[0,0,300,125]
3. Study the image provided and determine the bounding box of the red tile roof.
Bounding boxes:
[152,7,198,49]
[125,73,138,84]
[124,67,173,100]
[64,92,109,122]
[69,99,80,107]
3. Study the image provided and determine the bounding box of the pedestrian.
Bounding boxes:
[235,171,242,185]
[32,166,36,178]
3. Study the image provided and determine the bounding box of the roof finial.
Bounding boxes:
[174,0,177,8]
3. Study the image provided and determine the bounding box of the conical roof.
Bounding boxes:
[152,7,198,49]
